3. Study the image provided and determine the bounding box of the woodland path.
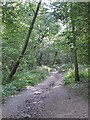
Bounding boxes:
[2,71,88,118]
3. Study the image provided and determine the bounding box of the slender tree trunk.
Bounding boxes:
[73,41,80,81]
[70,4,80,81]
[72,21,80,81]
[52,51,58,65]
[8,0,42,79]
[70,55,75,70]
[37,53,43,66]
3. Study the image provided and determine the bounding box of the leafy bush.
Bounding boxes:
[79,68,88,80]
[64,69,75,85]
[64,67,88,85]
[2,66,49,99]
[58,64,70,72]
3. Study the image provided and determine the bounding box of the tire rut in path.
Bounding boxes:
[2,71,88,118]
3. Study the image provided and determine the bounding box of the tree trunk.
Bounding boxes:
[70,4,80,81]
[36,53,43,66]
[73,43,80,81]
[52,51,58,65]
[72,21,80,81]
[70,55,75,70]
[8,0,42,80]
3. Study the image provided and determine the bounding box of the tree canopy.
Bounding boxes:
[1,1,89,99]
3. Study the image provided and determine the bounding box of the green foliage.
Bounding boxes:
[64,67,88,85]
[58,64,71,72]
[79,68,88,80]
[64,69,75,85]
[2,2,35,84]
[2,1,89,100]
[2,66,49,99]
[51,64,70,73]
[52,2,88,65]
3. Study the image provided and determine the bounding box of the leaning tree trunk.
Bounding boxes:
[8,0,42,80]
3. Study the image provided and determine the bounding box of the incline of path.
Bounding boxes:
[2,71,88,118]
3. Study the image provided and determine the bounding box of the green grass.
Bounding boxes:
[2,66,50,100]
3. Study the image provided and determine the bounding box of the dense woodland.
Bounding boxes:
[1,1,89,99]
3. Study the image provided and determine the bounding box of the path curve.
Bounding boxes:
[2,71,88,118]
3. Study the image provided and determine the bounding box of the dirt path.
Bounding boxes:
[2,71,88,118]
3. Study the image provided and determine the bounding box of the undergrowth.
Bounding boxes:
[2,66,50,100]
[64,67,88,85]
